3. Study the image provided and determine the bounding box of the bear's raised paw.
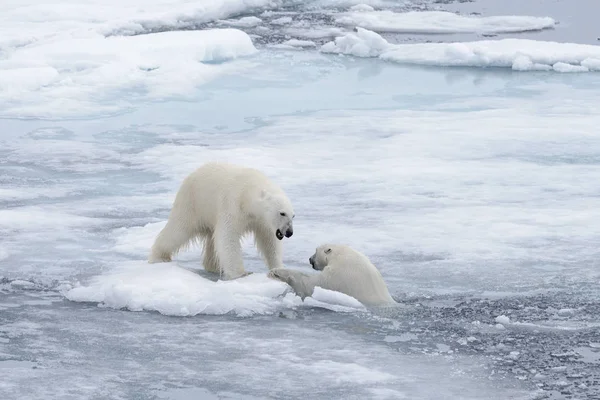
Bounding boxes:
[268,268,293,283]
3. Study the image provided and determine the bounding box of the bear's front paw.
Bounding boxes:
[268,268,292,283]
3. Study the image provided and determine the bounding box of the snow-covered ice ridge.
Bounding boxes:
[322,27,600,72]
[336,8,557,34]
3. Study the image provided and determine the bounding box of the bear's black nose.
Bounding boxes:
[285,228,293,238]
[309,256,314,266]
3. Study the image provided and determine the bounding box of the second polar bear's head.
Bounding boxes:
[309,244,367,270]
[257,189,295,240]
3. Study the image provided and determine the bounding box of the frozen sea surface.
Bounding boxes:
[2,1,600,399]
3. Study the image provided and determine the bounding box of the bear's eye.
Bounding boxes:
[324,248,332,254]
[280,212,286,217]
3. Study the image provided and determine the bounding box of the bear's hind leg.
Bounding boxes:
[149,218,195,263]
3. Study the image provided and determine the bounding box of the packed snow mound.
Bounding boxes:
[64,262,366,317]
[321,28,600,72]
[0,0,279,45]
[0,29,257,118]
[335,10,557,34]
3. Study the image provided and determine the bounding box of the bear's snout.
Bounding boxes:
[309,255,315,267]
[285,228,293,238]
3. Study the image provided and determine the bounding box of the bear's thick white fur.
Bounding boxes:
[149,162,295,280]
[268,244,396,307]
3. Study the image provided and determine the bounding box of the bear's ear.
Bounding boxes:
[324,248,332,254]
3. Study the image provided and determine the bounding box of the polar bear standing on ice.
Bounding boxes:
[268,244,396,306]
[149,162,295,280]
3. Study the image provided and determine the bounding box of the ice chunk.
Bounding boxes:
[582,58,600,70]
[511,55,552,71]
[321,27,390,57]
[65,262,366,317]
[282,39,317,48]
[0,0,279,43]
[495,315,511,325]
[271,16,293,25]
[321,28,600,72]
[10,280,35,289]
[552,62,589,73]
[310,286,366,309]
[271,39,318,50]
[65,262,289,317]
[285,27,346,39]
[218,16,263,28]
[336,10,556,34]
[349,4,375,12]
[0,29,257,118]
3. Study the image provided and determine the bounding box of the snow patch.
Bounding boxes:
[321,28,600,72]
[0,29,256,118]
[0,0,279,44]
[336,10,556,34]
[64,262,366,317]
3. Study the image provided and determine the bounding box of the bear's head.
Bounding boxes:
[309,244,359,270]
[260,190,295,241]
[309,244,336,270]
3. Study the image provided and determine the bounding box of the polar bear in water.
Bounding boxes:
[149,162,295,280]
[268,244,396,306]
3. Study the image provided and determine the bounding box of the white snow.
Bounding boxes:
[64,262,366,316]
[335,10,556,34]
[65,262,287,317]
[0,0,278,42]
[0,28,257,118]
[321,27,600,72]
